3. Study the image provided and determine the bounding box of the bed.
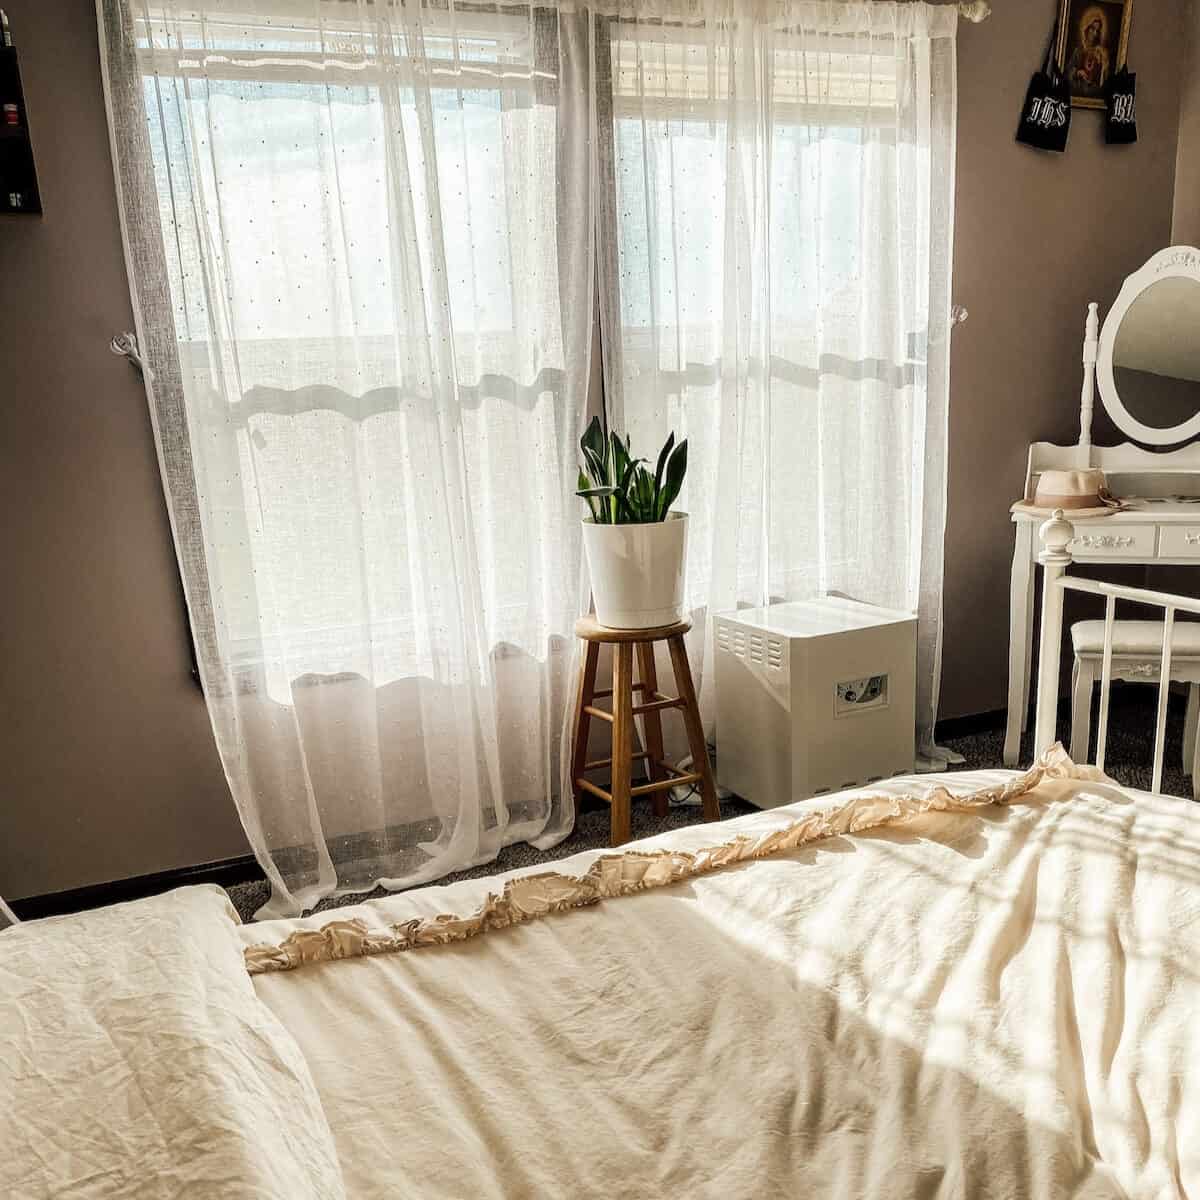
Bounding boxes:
[5,752,1199,1198]
[4,522,1200,1197]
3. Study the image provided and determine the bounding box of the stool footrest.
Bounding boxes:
[582,695,680,724]
[577,777,614,803]
[583,751,650,771]
[592,684,650,700]
[574,755,699,803]
[632,696,684,716]
[632,772,700,798]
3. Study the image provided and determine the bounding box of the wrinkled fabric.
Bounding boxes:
[247,757,1200,1199]
[1,886,344,1200]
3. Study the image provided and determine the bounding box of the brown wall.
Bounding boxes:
[940,0,1187,719]
[0,0,1190,896]
[1174,0,1200,244]
[0,0,249,900]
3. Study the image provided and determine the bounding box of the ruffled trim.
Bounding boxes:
[244,746,1083,976]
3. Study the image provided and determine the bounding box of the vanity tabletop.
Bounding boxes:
[1012,497,1200,523]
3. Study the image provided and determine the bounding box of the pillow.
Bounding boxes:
[0,885,344,1199]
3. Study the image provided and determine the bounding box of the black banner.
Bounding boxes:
[1016,24,1071,153]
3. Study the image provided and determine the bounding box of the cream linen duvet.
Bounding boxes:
[243,759,1200,1200]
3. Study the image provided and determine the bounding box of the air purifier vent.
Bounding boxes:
[766,638,784,670]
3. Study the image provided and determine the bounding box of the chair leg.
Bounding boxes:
[610,643,635,846]
[667,634,719,823]
[1070,657,1093,764]
[570,641,600,808]
[1185,684,1199,775]
[636,641,669,817]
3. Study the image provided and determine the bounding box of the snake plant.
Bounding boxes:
[575,415,688,525]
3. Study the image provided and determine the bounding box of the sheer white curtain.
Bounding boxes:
[99,0,957,919]
[598,0,957,763]
[99,0,595,917]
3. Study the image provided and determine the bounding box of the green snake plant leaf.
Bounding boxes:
[615,489,641,524]
[657,438,688,519]
[653,433,675,499]
[576,469,602,522]
[581,416,606,471]
[610,431,632,486]
[636,465,656,522]
[616,455,641,505]
[582,444,608,490]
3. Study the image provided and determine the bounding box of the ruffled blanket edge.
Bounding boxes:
[244,745,1086,975]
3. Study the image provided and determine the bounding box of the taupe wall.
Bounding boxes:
[0,0,250,900]
[1174,0,1200,244]
[0,0,1190,896]
[940,0,1187,720]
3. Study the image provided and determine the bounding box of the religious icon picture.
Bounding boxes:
[1056,0,1133,109]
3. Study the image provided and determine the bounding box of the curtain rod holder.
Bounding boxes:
[110,330,151,377]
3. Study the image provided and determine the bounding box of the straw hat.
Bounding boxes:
[1011,468,1125,519]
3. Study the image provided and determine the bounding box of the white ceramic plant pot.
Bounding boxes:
[582,511,688,629]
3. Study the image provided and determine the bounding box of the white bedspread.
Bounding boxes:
[245,766,1200,1199]
[1,885,345,1200]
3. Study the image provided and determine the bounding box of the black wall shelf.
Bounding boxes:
[0,45,41,215]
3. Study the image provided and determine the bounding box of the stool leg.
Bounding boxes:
[1185,683,1199,774]
[571,641,601,808]
[636,641,669,817]
[611,643,635,845]
[667,634,719,822]
[1070,657,1093,763]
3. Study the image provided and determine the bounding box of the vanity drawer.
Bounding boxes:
[1069,524,1156,559]
[1157,525,1200,558]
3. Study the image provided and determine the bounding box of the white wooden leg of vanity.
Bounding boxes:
[1021,540,1036,729]
[1004,522,1035,767]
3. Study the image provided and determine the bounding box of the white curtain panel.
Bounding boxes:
[599,0,958,763]
[99,0,596,917]
[99,0,957,917]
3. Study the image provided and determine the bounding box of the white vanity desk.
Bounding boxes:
[1005,247,1200,766]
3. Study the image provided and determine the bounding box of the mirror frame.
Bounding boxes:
[1097,245,1200,447]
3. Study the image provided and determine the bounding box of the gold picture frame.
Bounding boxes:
[1056,0,1133,109]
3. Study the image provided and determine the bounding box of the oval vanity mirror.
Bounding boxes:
[1097,247,1200,446]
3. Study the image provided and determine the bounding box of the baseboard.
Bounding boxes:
[10,854,264,922]
[935,708,1007,742]
[10,788,625,922]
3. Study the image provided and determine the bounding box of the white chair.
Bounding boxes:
[1070,619,1200,796]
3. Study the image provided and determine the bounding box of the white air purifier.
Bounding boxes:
[714,597,917,807]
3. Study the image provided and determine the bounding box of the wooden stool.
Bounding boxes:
[571,616,719,845]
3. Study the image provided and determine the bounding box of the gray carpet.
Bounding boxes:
[226,684,1195,923]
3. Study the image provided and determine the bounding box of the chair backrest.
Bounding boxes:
[1035,509,1200,793]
